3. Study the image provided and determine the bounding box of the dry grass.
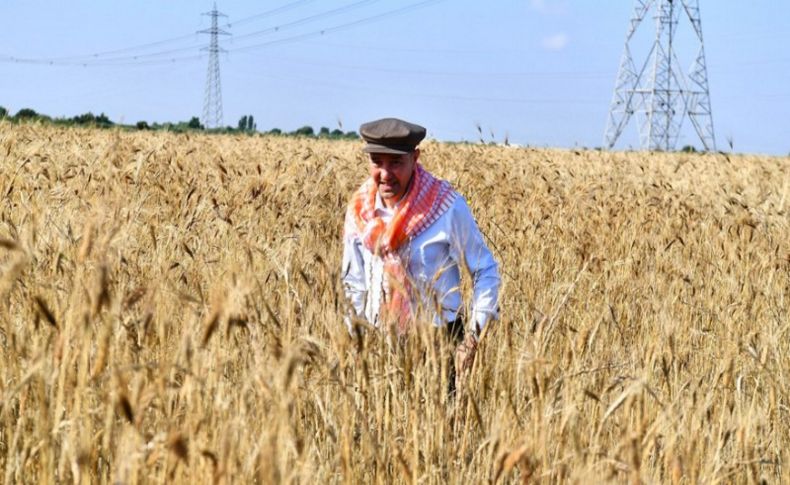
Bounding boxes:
[0,121,788,483]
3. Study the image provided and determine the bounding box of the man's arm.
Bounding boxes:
[449,196,501,337]
[341,235,367,328]
[448,196,500,391]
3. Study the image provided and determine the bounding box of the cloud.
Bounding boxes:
[541,32,569,51]
[529,0,569,15]
[530,0,548,12]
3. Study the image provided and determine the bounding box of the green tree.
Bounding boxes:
[187,117,203,130]
[15,108,39,119]
[293,125,314,137]
[319,126,330,137]
[71,112,112,127]
[72,112,96,125]
[96,113,112,126]
[0,106,7,119]
[238,115,256,132]
[136,121,150,130]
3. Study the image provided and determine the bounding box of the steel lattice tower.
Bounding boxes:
[199,3,229,129]
[604,0,716,151]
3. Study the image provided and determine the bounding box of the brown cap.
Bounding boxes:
[360,118,426,154]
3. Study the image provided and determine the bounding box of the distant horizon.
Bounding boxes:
[2,1,788,155]
[6,104,790,158]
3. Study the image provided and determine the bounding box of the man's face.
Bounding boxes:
[368,149,419,206]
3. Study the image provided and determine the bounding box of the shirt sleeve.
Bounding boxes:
[449,196,501,336]
[341,234,367,327]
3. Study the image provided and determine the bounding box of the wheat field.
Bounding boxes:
[0,121,788,483]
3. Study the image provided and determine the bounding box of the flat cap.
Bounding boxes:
[360,118,426,154]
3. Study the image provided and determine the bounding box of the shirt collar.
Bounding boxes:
[374,192,394,216]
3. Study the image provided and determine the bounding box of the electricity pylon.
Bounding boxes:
[604,0,716,151]
[199,3,230,129]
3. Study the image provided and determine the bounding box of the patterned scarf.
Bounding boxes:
[344,164,456,333]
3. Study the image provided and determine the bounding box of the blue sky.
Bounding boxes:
[1,0,788,155]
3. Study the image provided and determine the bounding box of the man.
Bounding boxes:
[342,117,500,388]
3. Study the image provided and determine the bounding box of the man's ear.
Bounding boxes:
[412,148,420,163]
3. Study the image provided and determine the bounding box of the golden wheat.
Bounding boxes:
[0,121,788,483]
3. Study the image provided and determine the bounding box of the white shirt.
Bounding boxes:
[342,192,500,335]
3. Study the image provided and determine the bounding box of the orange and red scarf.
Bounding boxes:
[344,164,456,333]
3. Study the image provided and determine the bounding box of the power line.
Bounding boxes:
[0,0,383,66]
[720,29,790,39]
[228,0,319,28]
[93,0,385,62]
[228,0,446,53]
[0,0,319,63]
[0,53,205,67]
[111,0,386,62]
[98,0,319,59]
[33,34,201,62]
[238,54,611,79]
[228,0,383,43]
[224,69,601,105]
[299,39,527,56]
[0,0,445,67]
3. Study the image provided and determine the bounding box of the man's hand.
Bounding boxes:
[454,334,478,394]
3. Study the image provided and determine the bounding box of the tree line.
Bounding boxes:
[0,105,359,139]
